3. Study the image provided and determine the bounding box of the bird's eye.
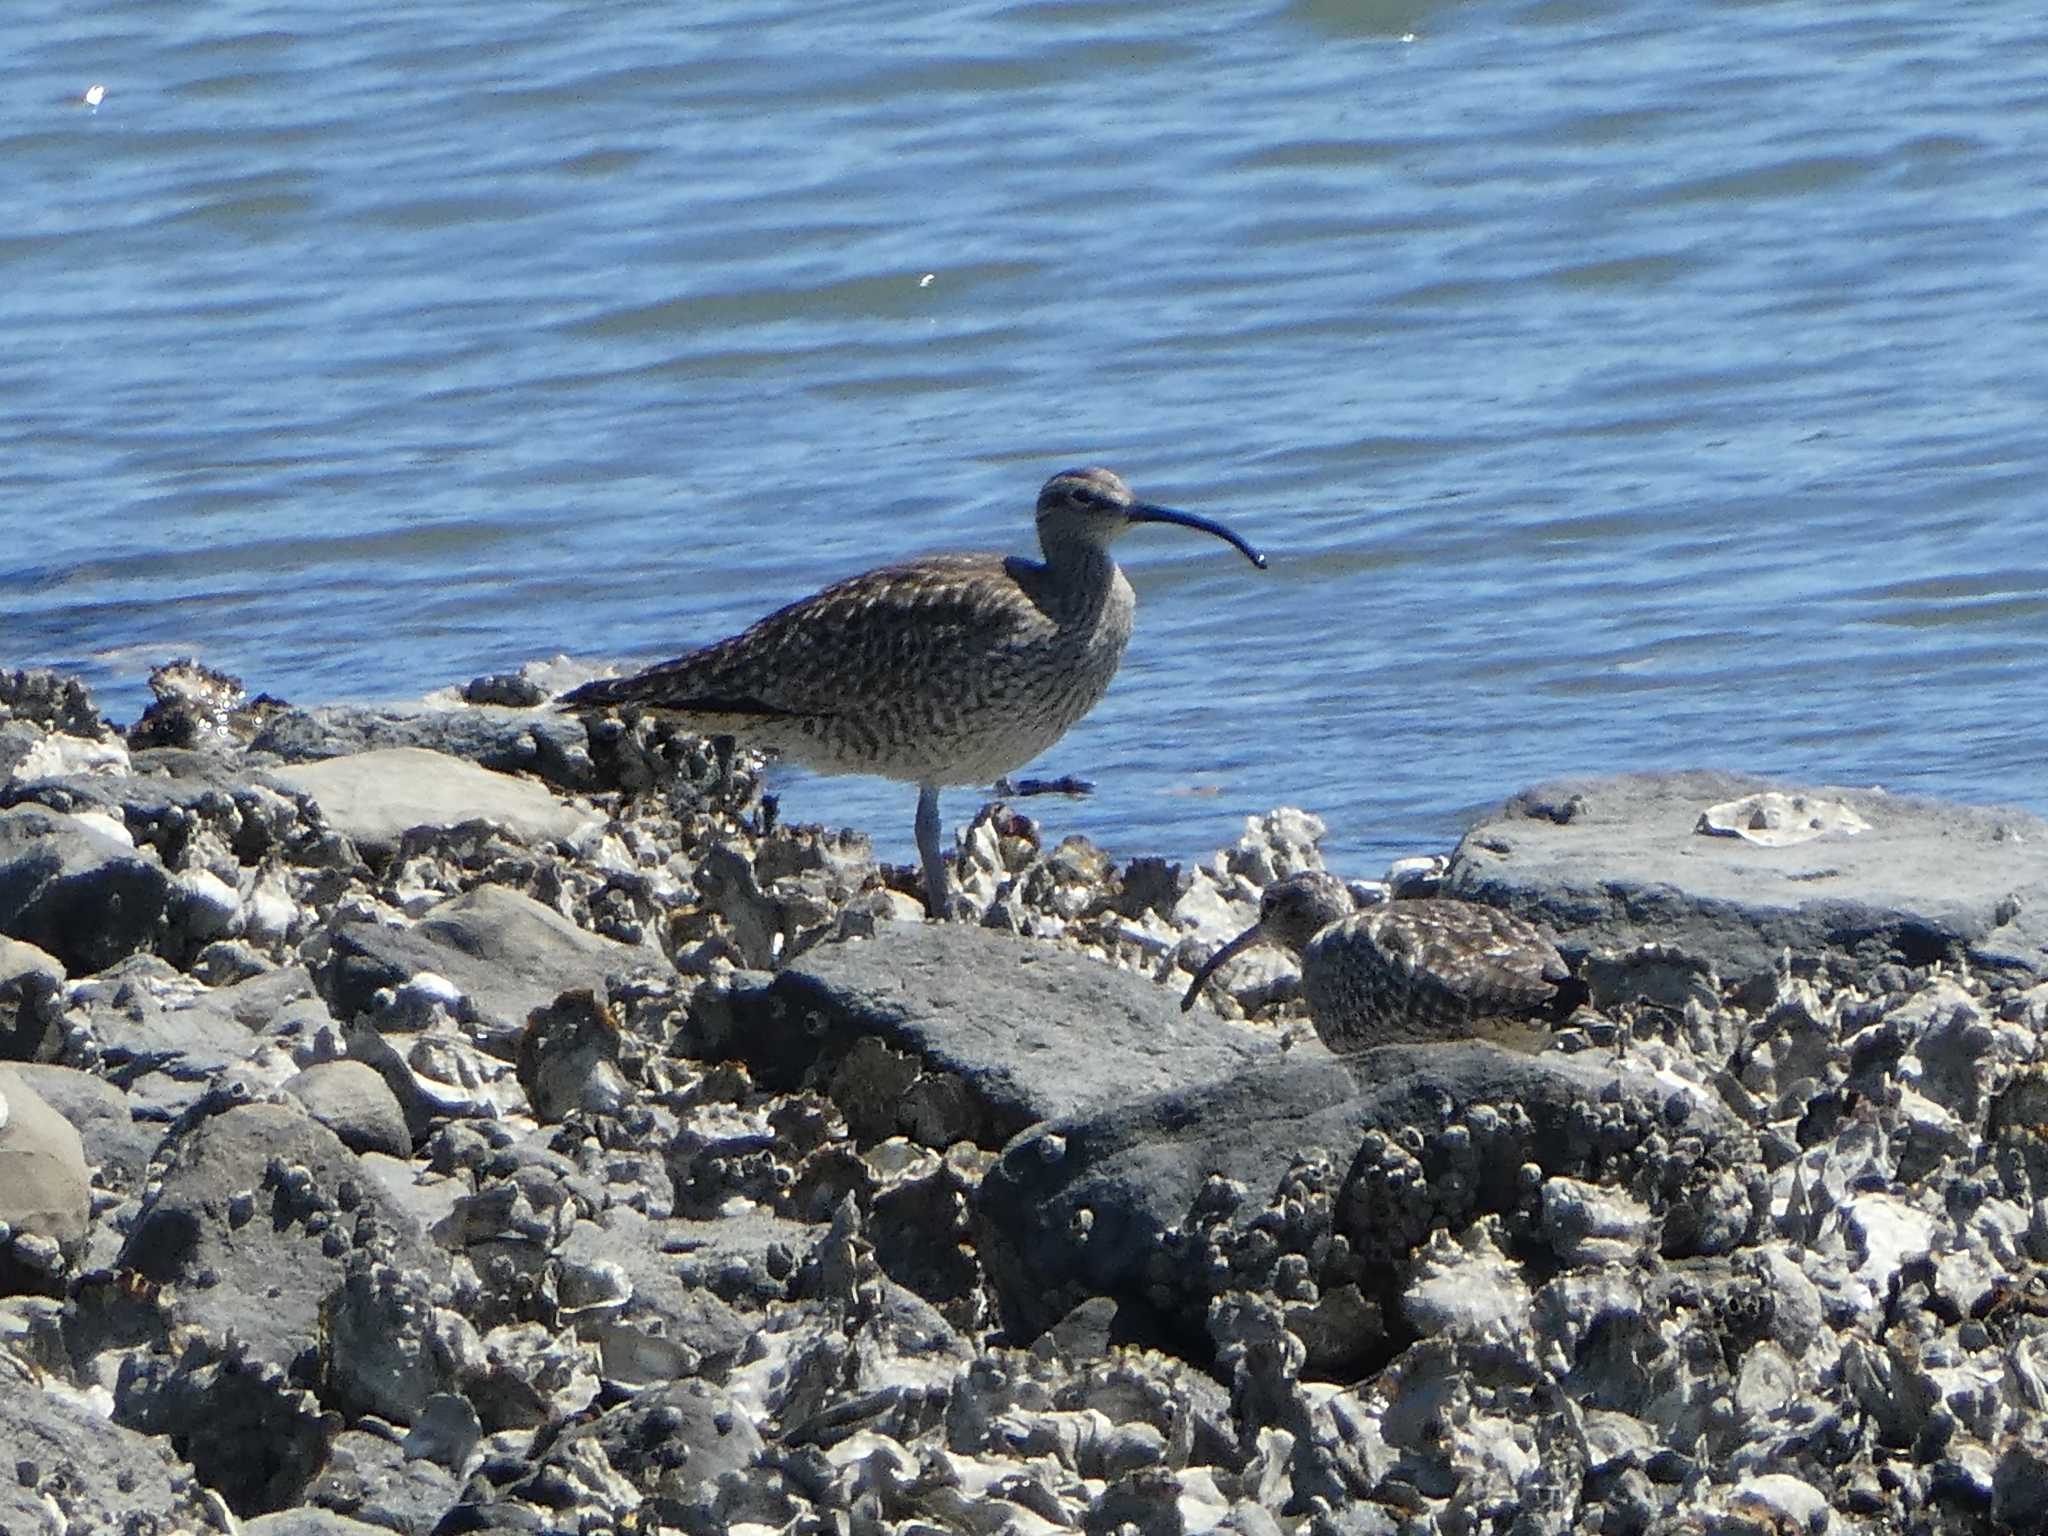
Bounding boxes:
[1070,487,1102,508]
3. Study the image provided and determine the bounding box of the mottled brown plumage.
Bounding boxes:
[1181,870,1568,1052]
[559,468,1265,917]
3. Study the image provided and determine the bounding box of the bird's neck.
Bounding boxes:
[1039,538,1118,605]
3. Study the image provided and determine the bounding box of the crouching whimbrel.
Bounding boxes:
[1181,871,1568,1051]
[558,467,1266,917]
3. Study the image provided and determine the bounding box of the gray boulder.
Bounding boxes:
[118,1098,447,1371]
[689,923,1277,1149]
[322,883,646,1046]
[977,1041,1753,1351]
[0,803,177,974]
[7,1061,153,1192]
[1450,770,2048,984]
[72,960,330,1123]
[0,1066,91,1248]
[285,1059,411,1157]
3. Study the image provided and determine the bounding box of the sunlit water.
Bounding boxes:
[7,0,2046,876]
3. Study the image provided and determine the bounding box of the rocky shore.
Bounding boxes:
[5,660,2048,1535]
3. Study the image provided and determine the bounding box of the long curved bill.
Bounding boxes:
[1180,921,1268,1011]
[1128,502,1268,570]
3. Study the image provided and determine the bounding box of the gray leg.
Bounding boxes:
[915,782,949,919]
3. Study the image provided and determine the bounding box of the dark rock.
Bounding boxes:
[579,1378,764,1499]
[299,1427,465,1534]
[126,658,251,751]
[115,1336,336,1517]
[0,803,179,973]
[689,923,1276,1149]
[6,760,331,889]
[249,704,595,793]
[665,1207,821,1308]
[977,1051,1383,1346]
[73,960,328,1120]
[0,666,106,736]
[0,1352,220,1533]
[557,1207,758,1380]
[1451,770,2048,985]
[0,933,66,1060]
[462,672,549,708]
[515,987,627,1123]
[118,1098,448,1372]
[977,1042,1754,1351]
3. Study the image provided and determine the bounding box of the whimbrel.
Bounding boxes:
[1180,871,1568,1051]
[558,467,1266,917]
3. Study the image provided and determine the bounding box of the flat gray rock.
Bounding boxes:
[976,1041,1751,1346]
[322,884,645,1045]
[1448,770,2048,983]
[244,1511,400,1536]
[264,746,595,856]
[691,923,1277,1148]
[0,804,177,974]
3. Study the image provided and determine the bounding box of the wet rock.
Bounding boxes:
[1452,769,2048,984]
[0,803,179,973]
[264,746,596,859]
[691,922,1276,1149]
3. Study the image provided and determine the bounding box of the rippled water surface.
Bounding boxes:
[8,0,2047,872]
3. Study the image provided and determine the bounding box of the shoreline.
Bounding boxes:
[4,660,2047,1534]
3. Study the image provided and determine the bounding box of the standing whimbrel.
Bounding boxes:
[1181,871,1568,1051]
[558,467,1266,917]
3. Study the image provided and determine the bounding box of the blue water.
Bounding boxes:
[7,0,2046,875]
